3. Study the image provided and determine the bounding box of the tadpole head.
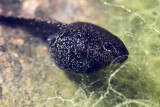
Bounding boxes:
[100,26,129,65]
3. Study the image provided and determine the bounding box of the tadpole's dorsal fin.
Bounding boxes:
[0,15,64,41]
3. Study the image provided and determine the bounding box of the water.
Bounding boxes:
[0,0,160,107]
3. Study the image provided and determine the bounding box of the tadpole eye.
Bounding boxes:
[104,43,113,51]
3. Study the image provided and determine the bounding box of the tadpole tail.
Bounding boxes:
[0,15,62,41]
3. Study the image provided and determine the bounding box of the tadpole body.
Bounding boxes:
[0,15,129,73]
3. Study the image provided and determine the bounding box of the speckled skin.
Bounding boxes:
[0,15,129,73]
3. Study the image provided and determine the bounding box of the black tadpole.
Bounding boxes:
[0,15,129,74]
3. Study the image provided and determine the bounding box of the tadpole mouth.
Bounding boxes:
[111,46,129,64]
[111,54,129,64]
[114,46,129,64]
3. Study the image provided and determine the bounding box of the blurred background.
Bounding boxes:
[0,0,160,107]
